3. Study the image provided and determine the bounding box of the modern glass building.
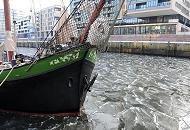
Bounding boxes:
[16,15,36,40]
[114,0,190,36]
[0,9,26,41]
[36,5,64,40]
[0,5,65,42]
[70,0,124,32]
[70,0,122,17]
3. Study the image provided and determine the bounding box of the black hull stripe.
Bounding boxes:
[0,59,95,114]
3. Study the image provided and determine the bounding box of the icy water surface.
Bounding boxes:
[0,48,190,130]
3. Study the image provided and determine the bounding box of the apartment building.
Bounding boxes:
[36,5,64,40]
[16,15,36,40]
[114,0,190,36]
[70,0,125,32]
[0,9,26,41]
[71,0,122,17]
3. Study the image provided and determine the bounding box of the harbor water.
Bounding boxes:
[0,48,190,130]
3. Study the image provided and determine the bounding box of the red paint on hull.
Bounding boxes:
[0,109,80,117]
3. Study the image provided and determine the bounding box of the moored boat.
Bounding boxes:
[0,0,125,116]
[0,43,97,116]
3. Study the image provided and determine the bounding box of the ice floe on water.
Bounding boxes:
[0,52,190,130]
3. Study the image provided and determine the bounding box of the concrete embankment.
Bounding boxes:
[108,34,190,58]
[108,41,190,58]
[17,41,43,48]
[16,38,190,58]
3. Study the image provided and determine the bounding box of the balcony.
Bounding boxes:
[131,2,171,11]
[127,1,174,17]
[157,2,171,8]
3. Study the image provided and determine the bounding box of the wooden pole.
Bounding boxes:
[3,0,15,62]
[3,0,11,31]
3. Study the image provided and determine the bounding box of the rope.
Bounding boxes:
[0,66,15,87]
[26,0,86,71]
[181,118,190,128]
[104,0,133,53]
[103,0,126,53]
[0,69,4,75]
[32,0,79,59]
[25,58,37,72]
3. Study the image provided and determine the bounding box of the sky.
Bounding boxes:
[0,0,70,13]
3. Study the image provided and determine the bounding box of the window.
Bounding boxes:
[54,7,61,11]
[136,26,140,34]
[54,17,59,21]
[140,26,146,34]
[160,25,166,34]
[121,27,128,35]
[114,27,120,35]
[51,31,53,36]
[146,26,151,34]
[136,2,146,9]
[175,2,189,16]
[128,27,135,34]
[165,25,176,34]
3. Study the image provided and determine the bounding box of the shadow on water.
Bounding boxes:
[0,111,90,130]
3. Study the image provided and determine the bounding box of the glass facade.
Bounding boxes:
[175,2,189,16]
[0,9,26,41]
[128,0,171,10]
[36,5,63,40]
[17,16,37,39]
[113,24,176,35]
[119,14,190,28]
[71,0,120,32]
[70,0,190,36]
[127,0,190,22]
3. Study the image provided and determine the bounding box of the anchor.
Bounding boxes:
[80,73,98,106]
[84,73,98,92]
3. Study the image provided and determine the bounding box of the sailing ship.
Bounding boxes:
[0,0,124,116]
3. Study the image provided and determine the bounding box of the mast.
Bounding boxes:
[13,11,17,43]
[31,0,38,41]
[3,0,16,62]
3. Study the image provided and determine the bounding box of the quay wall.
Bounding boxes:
[108,41,190,58]
[17,41,43,48]
[16,39,190,58]
[108,34,190,58]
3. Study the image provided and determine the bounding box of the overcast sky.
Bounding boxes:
[0,0,70,13]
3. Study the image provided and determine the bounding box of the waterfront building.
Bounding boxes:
[36,5,64,40]
[112,0,190,42]
[71,0,118,17]
[70,0,126,32]
[0,9,26,41]
[16,15,36,40]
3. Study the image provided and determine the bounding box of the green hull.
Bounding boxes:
[0,44,97,114]
[0,45,96,82]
